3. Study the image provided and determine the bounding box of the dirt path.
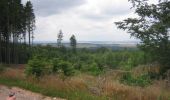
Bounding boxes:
[0,85,65,100]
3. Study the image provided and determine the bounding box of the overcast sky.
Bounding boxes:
[22,0,156,42]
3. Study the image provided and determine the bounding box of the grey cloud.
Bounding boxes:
[23,0,86,17]
[82,2,132,21]
[102,6,131,16]
[82,11,130,21]
[83,14,111,21]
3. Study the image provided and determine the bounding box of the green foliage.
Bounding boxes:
[29,46,151,76]
[119,51,147,71]
[25,57,46,77]
[51,58,75,76]
[88,62,101,76]
[120,73,151,87]
[0,0,35,64]
[59,61,75,76]
[70,35,77,53]
[51,58,61,73]
[0,77,108,100]
[25,1,35,46]
[115,0,170,73]
[73,61,82,70]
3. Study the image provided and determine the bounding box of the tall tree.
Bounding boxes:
[25,1,35,47]
[57,30,63,48]
[70,35,77,53]
[115,0,170,73]
[0,0,35,64]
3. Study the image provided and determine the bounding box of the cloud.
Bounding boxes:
[33,12,136,42]
[76,0,132,21]
[22,0,139,42]
[23,0,86,17]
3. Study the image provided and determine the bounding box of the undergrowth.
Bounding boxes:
[120,73,151,87]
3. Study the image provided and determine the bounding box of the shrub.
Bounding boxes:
[59,61,75,76]
[51,58,61,73]
[120,73,151,87]
[119,61,133,71]
[25,58,46,78]
[88,62,102,76]
[73,61,82,70]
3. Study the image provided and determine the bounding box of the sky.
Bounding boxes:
[22,0,157,42]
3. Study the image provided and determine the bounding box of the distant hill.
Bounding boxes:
[34,41,140,50]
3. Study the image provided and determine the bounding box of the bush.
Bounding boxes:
[88,62,101,75]
[25,58,46,78]
[51,59,75,76]
[51,58,61,73]
[120,73,151,87]
[59,61,75,76]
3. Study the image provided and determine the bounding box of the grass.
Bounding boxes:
[0,76,109,100]
[0,67,170,100]
[0,68,108,100]
[120,73,151,87]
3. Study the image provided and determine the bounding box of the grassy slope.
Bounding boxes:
[0,77,109,100]
[0,66,109,100]
[0,67,170,100]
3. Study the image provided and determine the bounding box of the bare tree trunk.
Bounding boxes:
[31,32,34,45]
[13,33,16,64]
[5,36,8,64]
[29,26,31,47]
[0,34,2,64]
[8,36,11,64]
[23,33,26,46]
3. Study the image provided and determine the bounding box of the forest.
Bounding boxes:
[0,0,35,64]
[0,0,170,100]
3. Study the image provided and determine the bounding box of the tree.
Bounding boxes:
[25,57,46,78]
[115,0,170,73]
[25,1,35,46]
[57,30,63,48]
[0,0,35,64]
[0,0,25,63]
[70,35,77,53]
[59,60,74,76]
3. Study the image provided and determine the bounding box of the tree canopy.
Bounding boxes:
[115,0,170,73]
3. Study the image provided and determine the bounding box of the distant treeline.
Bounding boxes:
[0,0,35,64]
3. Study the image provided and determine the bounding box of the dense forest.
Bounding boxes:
[0,0,35,64]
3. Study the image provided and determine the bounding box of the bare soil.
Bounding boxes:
[0,85,65,100]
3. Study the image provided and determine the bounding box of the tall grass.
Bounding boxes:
[0,68,108,100]
[0,68,170,100]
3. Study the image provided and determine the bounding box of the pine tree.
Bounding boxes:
[0,0,35,64]
[25,1,35,47]
[70,35,77,53]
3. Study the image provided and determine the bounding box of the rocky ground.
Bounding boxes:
[0,85,65,100]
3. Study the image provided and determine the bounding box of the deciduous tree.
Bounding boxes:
[115,0,170,73]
